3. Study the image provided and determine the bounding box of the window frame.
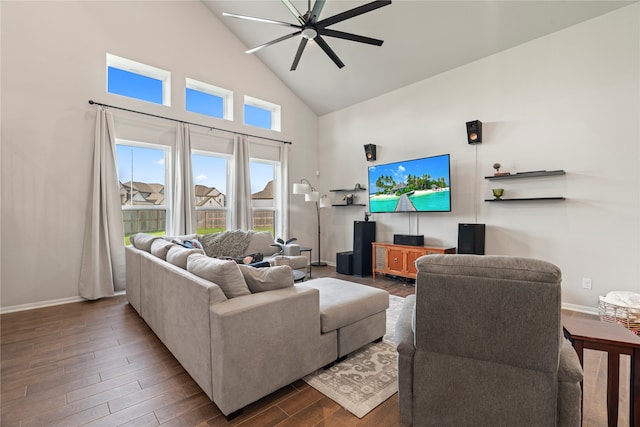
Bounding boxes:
[107,53,171,106]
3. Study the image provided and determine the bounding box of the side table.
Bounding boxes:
[562,316,640,427]
[300,247,312,278]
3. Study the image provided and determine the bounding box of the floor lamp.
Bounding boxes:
[293,178,330,267]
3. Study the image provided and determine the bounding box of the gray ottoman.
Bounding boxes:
[302,278,389,358]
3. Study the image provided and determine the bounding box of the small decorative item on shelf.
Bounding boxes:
[355,183,362,190]
[492,188,504,200]
[364,211,370,222]
[493,162,510,177]
[343,193,355,205]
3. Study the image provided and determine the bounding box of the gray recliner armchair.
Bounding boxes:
[395,254,583,426]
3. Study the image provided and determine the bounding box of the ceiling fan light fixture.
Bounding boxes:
[302,27,317,39]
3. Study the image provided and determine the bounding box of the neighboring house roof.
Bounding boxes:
[119,180,275,207]
[252,181,273,199]
[120,181,165,206]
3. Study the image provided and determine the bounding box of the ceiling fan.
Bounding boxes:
[223,0,391,71]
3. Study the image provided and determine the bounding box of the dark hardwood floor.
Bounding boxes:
[0,266,625,426]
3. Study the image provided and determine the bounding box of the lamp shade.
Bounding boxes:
[319,196,331,208]
[293,182,311,194]
[305,191,320,202]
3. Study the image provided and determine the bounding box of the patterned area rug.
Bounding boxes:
[303,294,405,418]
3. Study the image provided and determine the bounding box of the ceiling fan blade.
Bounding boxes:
[314,35,345,68]
[319,28,384,46]
[280,0,306,25]
[290,38,309,71]
[317,0,391,28]
[310,0,326,24]
[222,12,301,29]
[246,31,302,54]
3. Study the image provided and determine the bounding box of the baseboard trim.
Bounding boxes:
[562,302,598,316]
[1,291,126,314]
[1,291,596,316]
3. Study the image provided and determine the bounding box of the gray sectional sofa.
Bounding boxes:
[125,233,389,417]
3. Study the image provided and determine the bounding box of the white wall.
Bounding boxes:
[0,1,319,309]
[318,4,640,309]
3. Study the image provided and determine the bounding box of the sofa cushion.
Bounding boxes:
[187,254,251,298]
[162,233,197,243]
[238,265,294,293]
[166,245,204,269]
[130,233,160,252]
[246,231,278,256]
[150,239,175,260]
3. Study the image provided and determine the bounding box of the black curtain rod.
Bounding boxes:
[88,100,292,145]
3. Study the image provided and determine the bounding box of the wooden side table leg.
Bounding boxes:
[606,351,620,427]
[632,348,639,427]
[572,339,585,425]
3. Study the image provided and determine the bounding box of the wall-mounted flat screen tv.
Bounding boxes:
[368,153,451,213]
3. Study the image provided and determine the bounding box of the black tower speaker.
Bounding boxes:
[458,223,485,255]
[364,144,377,161]
[466,120,482,144]
[353,221,376,276]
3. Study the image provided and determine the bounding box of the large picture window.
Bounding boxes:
[116,142,169,244]
[192,152,230,235]
[250,161,277,236]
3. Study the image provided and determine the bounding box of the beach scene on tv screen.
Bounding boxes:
[368,155,450,213]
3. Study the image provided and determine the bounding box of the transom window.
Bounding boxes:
[107,54,171,106]
[244,96,281,132]
[186,78,233,120]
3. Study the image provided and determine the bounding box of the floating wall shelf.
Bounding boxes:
[485,197,566,202]
[329,187,366,192]
[484,170,565,180]
[484,169,566,202]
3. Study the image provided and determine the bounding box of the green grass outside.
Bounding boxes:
[124,230,165,246]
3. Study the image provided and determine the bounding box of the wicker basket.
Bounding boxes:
[598,294,640,334]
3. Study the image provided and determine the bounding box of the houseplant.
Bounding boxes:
[271,237,298,254]
[271,237,298,266]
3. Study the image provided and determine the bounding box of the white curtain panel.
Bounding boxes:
[79,107,125,299]
[169,123,196,235]
[232,134,253,230]
[277,143,290,240]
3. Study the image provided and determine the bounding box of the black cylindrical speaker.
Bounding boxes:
[458,223,485,255]
[364,144,376,161]
[466,120,482,144]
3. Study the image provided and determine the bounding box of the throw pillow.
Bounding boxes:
[199,230,254,258]
[150,239,175,260]
[238,264,294,293]
[245,231,279,256]
[130,233,160,252]
[166,245,204,269]
[187,254,251,298]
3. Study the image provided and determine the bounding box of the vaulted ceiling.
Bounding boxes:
[202,1,634,116]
